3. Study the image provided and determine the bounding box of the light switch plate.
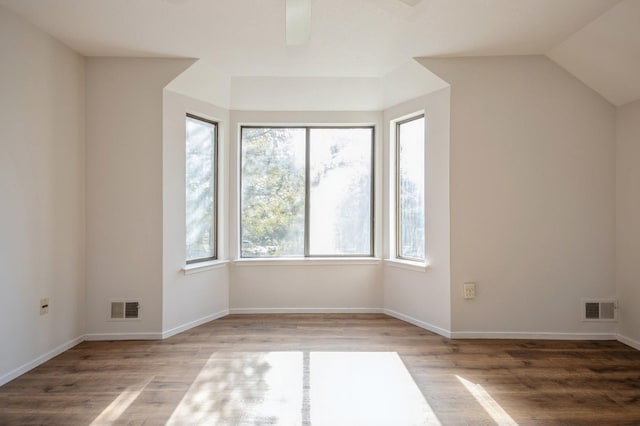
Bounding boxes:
[40,298,49,315]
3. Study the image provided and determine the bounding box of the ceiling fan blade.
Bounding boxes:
[286,0,311,46]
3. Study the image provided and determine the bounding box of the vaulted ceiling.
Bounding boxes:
[1,0,637,105]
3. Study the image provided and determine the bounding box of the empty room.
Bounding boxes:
[1,0,639,424]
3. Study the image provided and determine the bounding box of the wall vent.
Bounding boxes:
[109,300,141,320]
[582,299,617,322]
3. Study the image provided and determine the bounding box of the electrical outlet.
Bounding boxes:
[463,283,476,299]
[40,298,49,315]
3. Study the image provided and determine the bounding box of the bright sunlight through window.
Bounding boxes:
[186,114,217,263]
[396,115,425,261]
[240,126,373,258]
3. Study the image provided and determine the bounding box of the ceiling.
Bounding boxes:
[1,0,637,105]
[547,0,640,106]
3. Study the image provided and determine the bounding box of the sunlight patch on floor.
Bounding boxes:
[167,352,303,425]
[90,379,150,425]
[456,375,518,426]
[166,351,440,425]
[311,352,440,425]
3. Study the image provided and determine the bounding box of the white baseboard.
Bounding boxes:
[617,333,640,351]
[5,314,634,389]
[0,335,84,387]
[382,309,624,342]
[229,307,384,314]
[450,331,617,340]
[383,309,451,338]
[162,309,229,339]
[84,332,163,341]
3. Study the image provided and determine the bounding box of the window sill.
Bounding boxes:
[384,258,430,272]
[233,257,381,267]
[183,260,229,275]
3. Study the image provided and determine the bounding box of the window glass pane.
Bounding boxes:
[186,116,216,262]
[241,128,306,257]
[398,116,425,260]
[309,128,373,255]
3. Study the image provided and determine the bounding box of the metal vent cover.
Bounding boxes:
[109,300,141,320]
[110,301,125,319]
[582,299,617,322]
[124,302,139,319]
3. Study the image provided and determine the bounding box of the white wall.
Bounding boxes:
[229,110,384,311]
[616,100,640,349]
[0,7,85,384]
[166,59,231,109]
[85,58,193,338]
[162,90,230,335]
[231,262,383,312]
[421,56,617,337]
[382,89,452,335]
[231,77,383,111]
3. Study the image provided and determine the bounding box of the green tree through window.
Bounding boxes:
[241,128,306,256]
[241,126,373,258]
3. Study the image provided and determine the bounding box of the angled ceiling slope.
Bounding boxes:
[547,0,640,106]
[0,0,621,79]
[1,0,636,105]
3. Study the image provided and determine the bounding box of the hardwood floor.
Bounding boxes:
[1,314,639,425]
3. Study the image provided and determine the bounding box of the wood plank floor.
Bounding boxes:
[1,314,639,425]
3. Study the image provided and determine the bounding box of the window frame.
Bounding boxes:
[239,125,375,259]
[395,114,425,263]
[185,113,218,264]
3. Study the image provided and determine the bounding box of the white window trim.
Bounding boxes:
[183,259,229,275]
[233,257,380,267]
[384,258,430,272]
